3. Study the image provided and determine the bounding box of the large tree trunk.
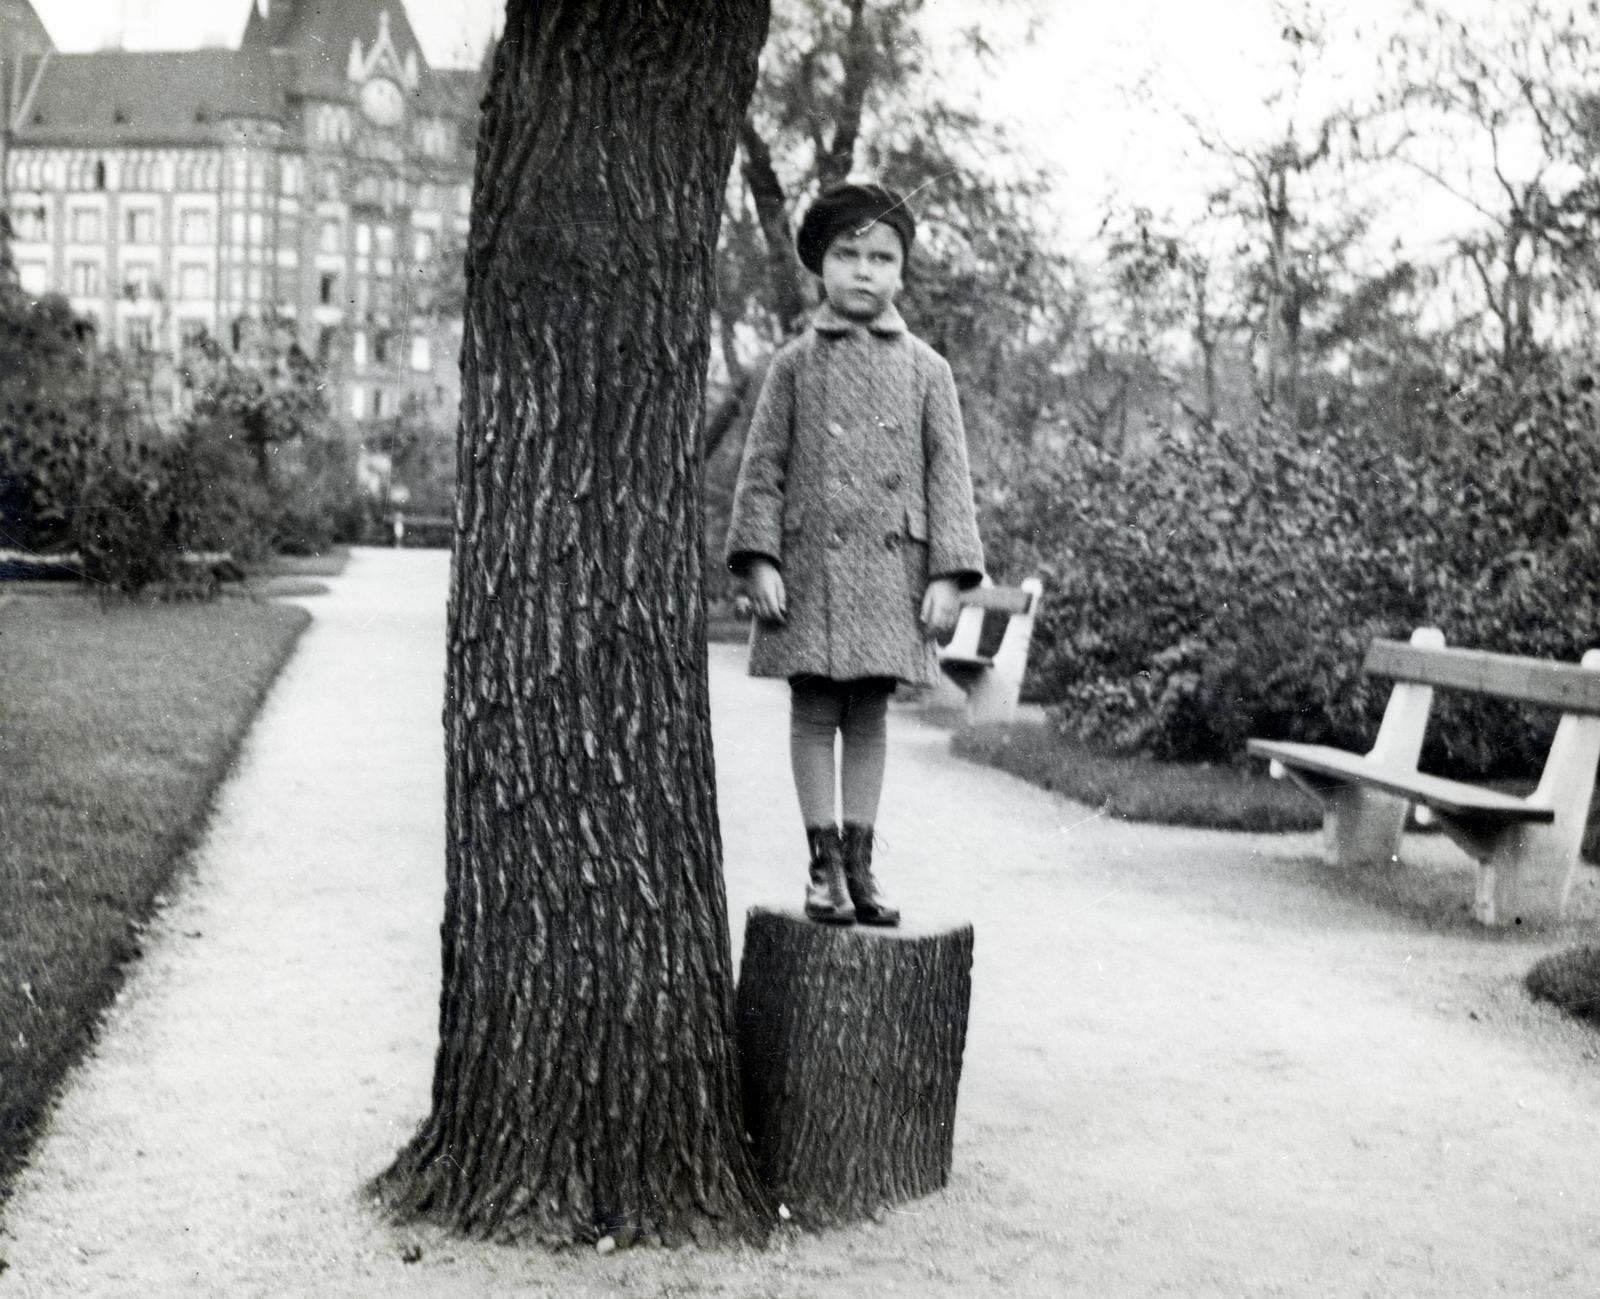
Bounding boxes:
[373,0,773,1248]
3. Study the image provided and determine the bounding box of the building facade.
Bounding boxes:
[3,0,476,447]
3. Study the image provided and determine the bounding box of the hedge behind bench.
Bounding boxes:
[981,361,1600,777]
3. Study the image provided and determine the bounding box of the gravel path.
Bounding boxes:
[4,547,1600,1297]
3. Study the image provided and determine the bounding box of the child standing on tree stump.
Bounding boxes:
[725,181,985,927]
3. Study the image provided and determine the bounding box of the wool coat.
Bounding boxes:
[725,303,985,687]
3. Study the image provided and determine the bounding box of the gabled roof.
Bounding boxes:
[11,3,472,151]
[12,49,285,147]
[0,0,53,57]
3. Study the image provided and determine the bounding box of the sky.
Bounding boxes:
[35,0,1512,258]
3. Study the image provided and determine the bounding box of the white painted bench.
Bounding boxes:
[937,578,1044,726]
[1247,627,1600,926]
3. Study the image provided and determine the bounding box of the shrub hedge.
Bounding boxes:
[983,362,1600,777]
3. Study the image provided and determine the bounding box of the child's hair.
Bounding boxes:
[795,181,916,274]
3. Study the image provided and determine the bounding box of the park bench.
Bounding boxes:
[1247,627,1600,927]
[0,549,240,584]
[937,577,1045,726]
[386,512,453,549]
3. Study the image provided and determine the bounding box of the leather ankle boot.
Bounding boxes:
[841,822,899,926]
[804,825,854,924]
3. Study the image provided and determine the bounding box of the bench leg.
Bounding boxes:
[1282,770,1408,867]
[1322,785,1410,868]
[1432,818,1578,928]
[964,669,1020,726]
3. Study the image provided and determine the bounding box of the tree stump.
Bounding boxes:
[735,906,975,1227]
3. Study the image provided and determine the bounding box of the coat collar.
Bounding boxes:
[811,302,907,337]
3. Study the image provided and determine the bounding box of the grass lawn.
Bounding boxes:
[0,592,310,1204]
[951,717,1321,833]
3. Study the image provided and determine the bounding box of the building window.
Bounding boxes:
[179,264,211,299]
[228,267,245,301]
[418,183,436,210]
[179,208,213,245]
[281,157,302,196]
[122,262,155,300]
[373,389,386,419]
[375,225,394,258]
[413,230,436,263]
[317,325,338,365]
[318,168,340,201]
[249,213,266,244]
[69,260,101,295]
[18,262,48,295]
[352,329,368,369]
[179,318,209,350]
[10,205,47,241]
[355,223,372,256]
[457,184,471,215]
[319,271,338,305]
[372,330,389,365]
[230,211,247,244]
[319,219,342,254]
[247,268,264,302]
[70,208,103,243]
[124,317,153,351]
[350,385,367,419]
[124,208,156,244]
[410,334,431,371]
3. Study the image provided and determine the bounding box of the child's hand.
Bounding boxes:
[745,559,787,625]
[921,577,961,640]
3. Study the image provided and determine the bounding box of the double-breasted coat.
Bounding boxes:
[724,303,986,687]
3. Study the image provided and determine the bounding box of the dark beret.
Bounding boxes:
[795,182,916,275]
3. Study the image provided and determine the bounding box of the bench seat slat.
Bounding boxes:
[1364,640,1600,715]
[1246,739,1554,823]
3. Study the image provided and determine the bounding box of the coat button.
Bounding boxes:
[883,471,903,490]
[883,531,900,550]
[827,420,844,437]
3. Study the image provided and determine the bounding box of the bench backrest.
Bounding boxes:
[956,584,1039,615]
[943,579,1042,664]
[1364,639,1600,715]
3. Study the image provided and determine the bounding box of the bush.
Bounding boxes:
[1526,946,1600,1026]
[265,432,369,555]
[985,360,1600,775]
[1,288,370,589]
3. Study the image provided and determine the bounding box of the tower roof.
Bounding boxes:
[0,0,54,58]
[242,1,431,102]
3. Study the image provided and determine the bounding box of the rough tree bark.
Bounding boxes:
[373,0,773,1247]
[736,908,976,1227]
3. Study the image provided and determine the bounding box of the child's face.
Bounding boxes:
[820,222,904,321]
